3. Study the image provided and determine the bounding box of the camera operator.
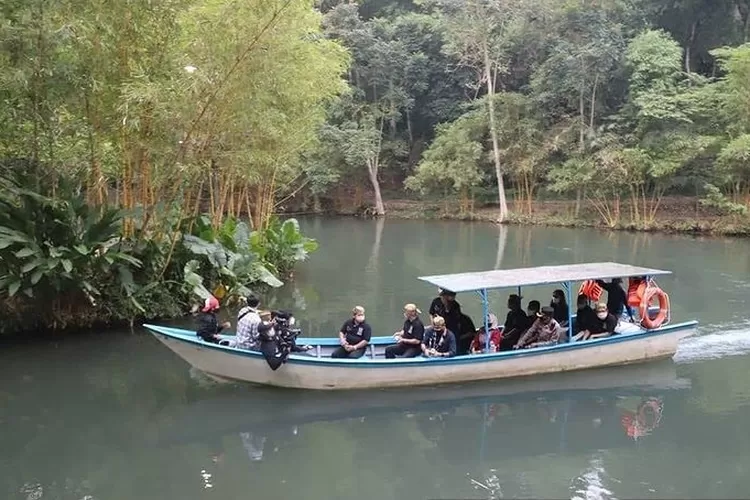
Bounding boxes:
[258,310,311,370]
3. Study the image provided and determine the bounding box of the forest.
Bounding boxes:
[3,0,750,333]
[306,0,750,229]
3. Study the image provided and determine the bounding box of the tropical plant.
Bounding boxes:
[249,217,319,276]
[181,215,284,304]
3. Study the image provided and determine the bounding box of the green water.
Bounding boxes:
[2,218,750,499]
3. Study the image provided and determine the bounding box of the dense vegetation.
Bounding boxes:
[0,0,331,334]
[304,0,750,229]
[5,0,750,332]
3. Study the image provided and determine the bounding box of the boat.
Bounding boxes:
[144,262,698,390]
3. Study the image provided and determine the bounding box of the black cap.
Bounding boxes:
[439,289,456,297]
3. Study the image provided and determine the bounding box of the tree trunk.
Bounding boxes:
[367,159,385,216]
[483,43,508,222]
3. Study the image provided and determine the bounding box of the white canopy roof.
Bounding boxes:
[418,262,670,293]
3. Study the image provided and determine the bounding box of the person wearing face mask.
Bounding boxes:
[421,316,457,358]
[572,294,596,340]
[550,289,569,326]
[498,294,528,351]
[514,306,561,349]
[385,303,425,359]
[332,306,372,359]
[587,303,618,339]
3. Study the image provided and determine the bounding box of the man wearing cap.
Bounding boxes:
[421,316,457,358]
[429,289,462,340]
[514,306,561,349]
[385,304,425,359]
[332,306,372,358]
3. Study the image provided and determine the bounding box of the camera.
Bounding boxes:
[259,310,306,370]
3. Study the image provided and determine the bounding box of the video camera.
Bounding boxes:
[259,310,305,371]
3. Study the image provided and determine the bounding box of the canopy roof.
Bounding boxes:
[418,262,671,293]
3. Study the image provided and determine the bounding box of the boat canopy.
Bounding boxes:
[418,262,671,293]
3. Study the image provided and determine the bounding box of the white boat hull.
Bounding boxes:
[147,322,697,390]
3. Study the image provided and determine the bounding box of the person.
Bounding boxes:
[470,313,501,354]
[551,289,569,326]
[233,294,262,350]
[429,289,462,340]
[196,295,231,344]
[332,306,372,359]
[421,316,456,358]
[514,306,561,349]
[573,293,596,337]
[456,312,477,356]
[385,303,425,359]
[587,303,618,339]
[596,278,630,320]
[500,299,538,351]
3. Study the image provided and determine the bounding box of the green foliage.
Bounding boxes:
[0,162,320,334]
[249,217,319,276]
[405,110,485,196]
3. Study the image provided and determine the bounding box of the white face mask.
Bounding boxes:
[597,312,608,320]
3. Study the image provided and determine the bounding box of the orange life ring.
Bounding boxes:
[639,286,670,329]
[578,280,603,301]
[627,278,646,308]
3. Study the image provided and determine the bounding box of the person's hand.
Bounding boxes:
[393,332,402,339]
[222,321,231,329]
[512,344,520,350]
[345,344,354,352]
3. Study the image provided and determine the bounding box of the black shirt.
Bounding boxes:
[340,318,372,345]
[401,317,425,342]
[589,313,618,335]
[196,312,223,341]
[429,298,462,334]
[551,301,568,324]
[597,280,627,316]
[575,306,596,333]
[503,308,528,333]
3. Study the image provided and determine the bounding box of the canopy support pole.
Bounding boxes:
[476,288,490,352]
[562,281,573,343]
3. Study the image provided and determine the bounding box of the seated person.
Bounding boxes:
[421,316,456,358]
[456,312,477,356]
[585,303,618,340]
[500,299,538,351]
[332,306,372,359]
[573,293,596,336]
[196,295,231,344]
[385,303,425,359]
[514,306,561,350]
[470,313,502,354]
[551,289,569,327]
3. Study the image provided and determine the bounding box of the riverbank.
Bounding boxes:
[322,197,750,237]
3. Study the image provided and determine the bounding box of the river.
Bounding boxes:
[2,218,750,500]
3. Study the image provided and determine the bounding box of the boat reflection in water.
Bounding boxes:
[155,360,687,499]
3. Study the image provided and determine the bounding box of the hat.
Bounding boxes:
[508,294,522,303]
[538,306,554,318]
[201,295,220,312]
[439,289,456,297]
[595,302,608,312]
[404,303,422,314]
